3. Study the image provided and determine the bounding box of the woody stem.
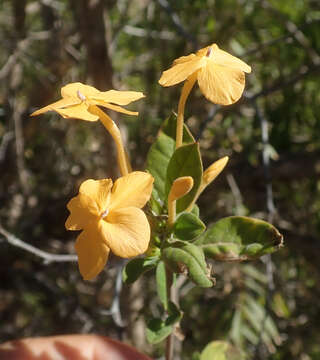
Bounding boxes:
[89,105,129,176]
[176,73,197,149]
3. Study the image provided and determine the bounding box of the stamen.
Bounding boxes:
[101,209,109,218]
[206,47,212,58]
[77,90,86,101]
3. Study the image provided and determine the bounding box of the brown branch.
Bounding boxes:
[0,224,77,264]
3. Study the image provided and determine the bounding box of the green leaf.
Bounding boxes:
[122,257,158,284]
[156,261,168,310]
[196,216,283,261]
[146,301,182,344]
[162,241,213,288]
[166,143,203,212]
[200,341,244,360]
[174,212,206,240]
[162,112,195,144]
[146,131,175,207]
[191,204,200,217]
[146,318,173,344]
[166,301,183,325]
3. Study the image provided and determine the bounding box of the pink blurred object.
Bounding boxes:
[0,334,153,360]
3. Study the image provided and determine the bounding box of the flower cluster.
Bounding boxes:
[32,43,250,280]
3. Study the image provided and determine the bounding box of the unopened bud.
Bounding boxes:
[203,156,229,185]
[169,176,194,202]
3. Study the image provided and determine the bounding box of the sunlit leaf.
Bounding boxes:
[196,216,283,261]
[200,340,244,360]
[162,240,213,287]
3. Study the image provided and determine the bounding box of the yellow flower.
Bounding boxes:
[65,172,154,280]
[31,82,145,121]
[159,43,251,105]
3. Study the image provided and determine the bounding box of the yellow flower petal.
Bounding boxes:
[75,224,110,280]
[207,44,251,73]
[197,61,245,105]
[109,172,154,211]
[56,103,99,121]
[79,179,113,215]
[173,53,197,65]
[96,90,145,105]
[159,56,205,87]
[102,207,150,258]
[61,82,100,99]
[93,100,139,116]
[65,193,100,230]
[30,97,80,117]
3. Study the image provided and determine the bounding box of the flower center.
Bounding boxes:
[101,208,109,219]
[77,90,86,101]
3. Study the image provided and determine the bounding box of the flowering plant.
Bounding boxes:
[31,43,283,360]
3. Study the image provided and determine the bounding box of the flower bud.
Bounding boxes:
[168,176,194,202]
[203,156,229,185]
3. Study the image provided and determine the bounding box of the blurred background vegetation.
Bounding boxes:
[1,0,320,359]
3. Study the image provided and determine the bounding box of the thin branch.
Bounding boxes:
[226,173,245,216]
[0,131,14,163]
[123,25,175,40]
[100,260,126,328]
[0,224,78,264]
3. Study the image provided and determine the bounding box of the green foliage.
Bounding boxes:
[156,261,169,310]
[196,216,283,261]
[147,131,175,208]
[230,265,281,352]
[162,241,213,288]
[200,341,244,360]
[146,301,182,344]
[122,257,158,284]
[173,212,206,240]
[165,143,203,212]
[162,113,195,144]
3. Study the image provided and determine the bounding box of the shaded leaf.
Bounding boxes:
[146,318,173,344]
[146,131,175,207]
[196,216,283,261]
[166,143,203,212]
[162,112,195,144]
[174,212,206,240]
[156,261,168,310]
[122,257,158,284]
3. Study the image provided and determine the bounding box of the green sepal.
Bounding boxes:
[162,240,213,288]
[165,142,203,213]
[173,212,206,240]
[122,257,158,284]
[195,216,283,261]
[200,341,244,360]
